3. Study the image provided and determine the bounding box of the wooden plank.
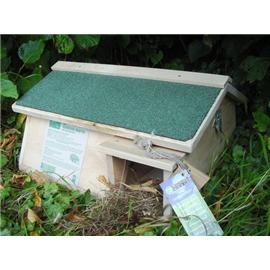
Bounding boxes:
[98,139,182,171]
[106,155,115,185]
[18,116,47,171]
[226,83,248,112]
[19,116,31,167]
[52,61,231,88]
[187,164,210,189]
[188,88,227,152]
[186,97,236,173]
[12,103,194,153]
[108,156,130,187]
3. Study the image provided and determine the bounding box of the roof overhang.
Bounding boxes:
[12,61,247,154]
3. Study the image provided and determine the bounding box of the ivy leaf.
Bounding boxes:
[253,110,270,133]
[150,50,163,66]
[45,203,65,223]
[240,56,270,82]
[73,35,100,49]
[188,40,211,63]
[18,40,45,64]
[18,74,43,95]
[232,145,245,163]
[0,153,8,168]
[43,182,59,198]
[0,79,18,99]
[55,35,74,54]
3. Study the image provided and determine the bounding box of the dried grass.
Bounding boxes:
[61,184,164,236]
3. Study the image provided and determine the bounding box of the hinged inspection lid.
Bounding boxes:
[12,61,246,153]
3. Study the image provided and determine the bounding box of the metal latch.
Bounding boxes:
[214,110,222,133]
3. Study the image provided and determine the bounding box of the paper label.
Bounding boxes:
[160,170,223,236]
[40,120,89,186]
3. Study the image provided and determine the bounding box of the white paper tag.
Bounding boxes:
[40,120,89,186]
[160,169,223,236]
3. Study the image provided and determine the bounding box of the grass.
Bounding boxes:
[0,115,270,236]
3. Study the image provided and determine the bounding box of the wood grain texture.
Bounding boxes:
[52,61,231,88]
[186,96,236,173]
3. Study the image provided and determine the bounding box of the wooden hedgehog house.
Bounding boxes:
[12,61,247,203]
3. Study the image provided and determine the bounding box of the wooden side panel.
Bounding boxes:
[19,116,47,171]
[106,156,129,187]
[19,116,116,197]
[186,97,236,173]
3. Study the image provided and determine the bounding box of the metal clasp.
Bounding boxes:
[214,110,222,133]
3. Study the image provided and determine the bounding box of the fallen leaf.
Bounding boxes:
[11,174,27,186]
[0,138,10,148]
[67,212,85,222]
[0,133,17,159]
[98,175,111,188]
[30,231,39,236]
[0,184,4,190]
[34,189,42,207]
[31,170,49,184]
[27,208,42,223]
[213,200,222,216]
[25,176,32,182]
[3,128,20,137]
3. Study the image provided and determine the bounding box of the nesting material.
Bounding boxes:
[60,184,164,236]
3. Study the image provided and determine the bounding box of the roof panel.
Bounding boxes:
[15,70,222,141]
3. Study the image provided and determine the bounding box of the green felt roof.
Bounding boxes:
[16,71,222,141]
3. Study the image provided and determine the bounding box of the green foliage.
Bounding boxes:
[55,35,74,54]
[240,56,270,82]
[0,170,93,236]
[0,153,8,168]
[73,35,100,49]
[0,79,18,99]
[18,40,45,64]
[253,110,270,133]
[17,74,43,95]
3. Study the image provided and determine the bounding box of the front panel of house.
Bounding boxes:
[20,116,115,196]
